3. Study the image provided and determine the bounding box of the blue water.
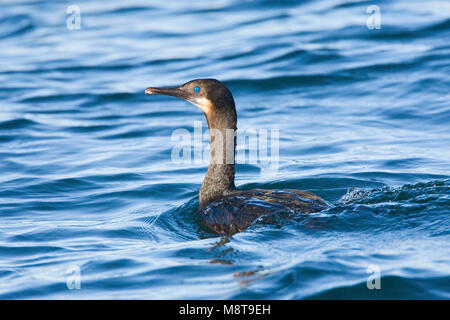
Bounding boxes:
[0,0,449,299]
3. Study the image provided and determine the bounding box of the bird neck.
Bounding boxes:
[199,126,237,208]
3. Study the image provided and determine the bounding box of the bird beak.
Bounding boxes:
[145,86,188,99]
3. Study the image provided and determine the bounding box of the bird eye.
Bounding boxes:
[193,86,200,93]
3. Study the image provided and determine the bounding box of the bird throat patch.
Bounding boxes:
[190,96,212,114]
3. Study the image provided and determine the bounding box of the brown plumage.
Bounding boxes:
[145,79,329,234]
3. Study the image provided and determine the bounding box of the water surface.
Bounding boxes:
[0,0,449,299]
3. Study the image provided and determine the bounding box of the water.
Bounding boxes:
[0,0,449,299]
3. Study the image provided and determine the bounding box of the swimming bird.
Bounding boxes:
[145,79,328,234]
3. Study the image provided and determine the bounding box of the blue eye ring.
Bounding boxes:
[193,86,200,93]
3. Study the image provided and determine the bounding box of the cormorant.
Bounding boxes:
[146,79,328,234]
